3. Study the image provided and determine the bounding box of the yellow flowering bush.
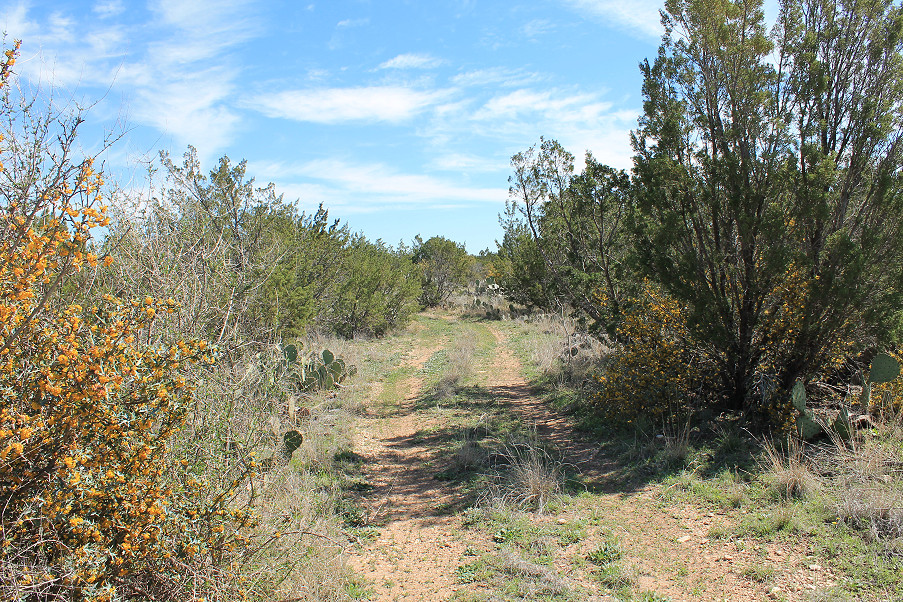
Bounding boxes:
[0,43,259,601]
[594,282,705,425]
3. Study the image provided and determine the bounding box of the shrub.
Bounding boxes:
[0,45,253,601]
[593,283,706,425]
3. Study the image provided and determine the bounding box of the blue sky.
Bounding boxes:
[2,0,673,252]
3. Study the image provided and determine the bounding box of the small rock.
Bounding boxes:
[677,535,692,543]
[557,518,567,524]
[808,564,822,571]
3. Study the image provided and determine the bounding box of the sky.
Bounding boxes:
[1,0,675,252]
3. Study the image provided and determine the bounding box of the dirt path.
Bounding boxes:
[348,338,471,601]
[347,316,831,601]
[482,324,834,602]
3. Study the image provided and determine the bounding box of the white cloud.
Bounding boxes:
[562,0,664,39]
[336,17,369,28]
[246,86,448,124]
[451,67,545,88]
[522,19,554,38]
[378,53,444,70]
[474,89,612,121]
[419,81,639,170]
[428,152,507,173]
[93,1,124,18]
[249,159,505,211]
[0,0,260,160]
[149,0,259,63]
[129,66,240,155]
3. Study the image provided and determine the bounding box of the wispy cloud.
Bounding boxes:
[336,17,369,28]
[522,19,554,39]
[450,67,545,89]
[378,53,444,70]
[562,0,664,38]
[1,0,261,160]
[473,88,612,121]
[246,86,448,124]
[93,0,124,18]
[427,152,508,173]
[251,158,505,212]
[421,83,639,169]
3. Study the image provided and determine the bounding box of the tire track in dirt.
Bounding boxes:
[347,317,827,602]
[348,333,471,602]
[483,324,836,602]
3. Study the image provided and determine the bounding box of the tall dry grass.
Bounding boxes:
[514,312,608,385]
[827,410,903,546]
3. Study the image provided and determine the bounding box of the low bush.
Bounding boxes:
[593,283,707,425]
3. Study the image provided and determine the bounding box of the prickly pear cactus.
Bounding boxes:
[869,352,900,384]
[283,430,304,454]
[297,348,353,392]
[791,381,824,440]
[831,409,852,441]
[791,381,807,412]
[861,352,901,407]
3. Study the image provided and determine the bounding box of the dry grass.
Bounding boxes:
[241,466,356,601]
[496,548,572,596]
[430,332,479,402]
[659,420,693,467]
[514,312,609,385]
[824,411,903,545]
[167,335,364,600]
[454,439,488,470]
[761,438,821,500]
[484,436,565,512]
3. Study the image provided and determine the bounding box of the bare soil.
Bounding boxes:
[346,315,833,601]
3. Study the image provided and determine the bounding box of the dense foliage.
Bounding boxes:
[0,48,258,601]
[633,0,903,413]
[411,235,472,307]
[497,0,903,424]
[107,148,422,343]
[505,140,634,334]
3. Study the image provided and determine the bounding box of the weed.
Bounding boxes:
[487,437,565,512]
[761,439,820,501]
[587,540,623,565]
[456,558,491,583]
[557,522,587,546]
[594,561,633,590]
[741,563,775,583]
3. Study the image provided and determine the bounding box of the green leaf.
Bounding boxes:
[283,344,298,364]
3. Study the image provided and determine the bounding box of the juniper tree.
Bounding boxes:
[632,0,903,413]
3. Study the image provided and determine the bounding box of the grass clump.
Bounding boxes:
[761,439,821,501]
[485,437,565,512]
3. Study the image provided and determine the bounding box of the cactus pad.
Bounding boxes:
[283,430,304,453]
[791,381,807,412]
[869,352,900,384]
